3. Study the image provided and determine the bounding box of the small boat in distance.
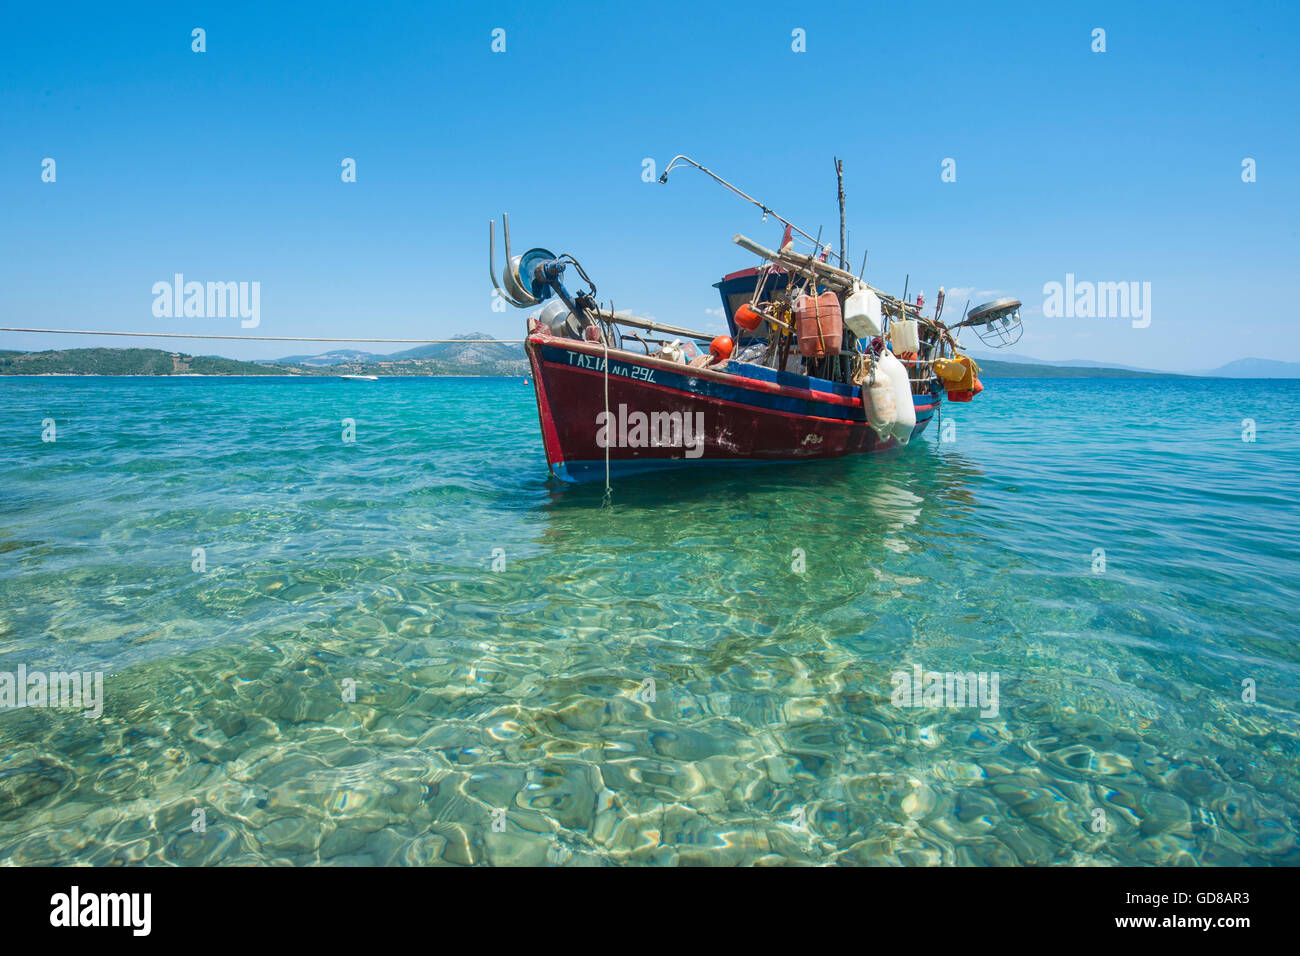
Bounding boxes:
[491,156,1021,483]
[340,374,379,381]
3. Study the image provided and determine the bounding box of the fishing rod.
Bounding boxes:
[657,155,844,267]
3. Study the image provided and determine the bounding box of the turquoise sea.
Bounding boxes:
[0,375,1297,866]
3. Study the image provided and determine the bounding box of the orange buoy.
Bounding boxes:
[734,303,762,332]
[709,335,734,361]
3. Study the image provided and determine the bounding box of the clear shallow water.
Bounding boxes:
[0,375,1297,866]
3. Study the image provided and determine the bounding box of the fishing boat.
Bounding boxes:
[340,374,379,381]
[492,156,1021,484]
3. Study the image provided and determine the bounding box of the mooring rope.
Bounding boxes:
[601,336,612,507]
[0,327,525,344]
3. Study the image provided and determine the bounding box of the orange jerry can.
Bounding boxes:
[795,292,842,358]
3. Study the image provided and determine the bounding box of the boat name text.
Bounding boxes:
[566,351,657,382]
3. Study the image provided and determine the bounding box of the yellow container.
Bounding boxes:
[934,355,979,390]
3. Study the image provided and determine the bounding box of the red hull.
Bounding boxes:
[526,331,937,482]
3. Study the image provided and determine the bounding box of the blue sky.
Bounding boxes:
[2,0,1296,369]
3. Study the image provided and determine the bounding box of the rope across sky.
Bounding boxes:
[0,328,526,344]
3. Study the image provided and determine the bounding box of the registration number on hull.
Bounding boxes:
[564,350,657,383]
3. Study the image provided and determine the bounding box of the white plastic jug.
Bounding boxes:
[889,318,920,354]
[844,285,883,338]
[877,349,916,444]
[654,339,686,364]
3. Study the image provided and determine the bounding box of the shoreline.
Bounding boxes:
[0,373,529,379]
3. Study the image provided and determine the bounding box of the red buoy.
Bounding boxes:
[709,335,733,361]
[734,303,762,332]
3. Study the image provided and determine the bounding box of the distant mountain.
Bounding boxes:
[277,333,524,367]
[0,345,1156,379]
[966,350,1173,374]
[386,333,525,363]
[297,333,527,376]
[969,350,1300,378]
[1194,358,1300,379]
[0,342,528,377]
[8,341,1292,381]
[275,348,383,366]
[975,357,1189,379]
[0,348,284,376]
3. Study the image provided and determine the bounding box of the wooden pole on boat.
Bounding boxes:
[835,157,847,271]
[733,233,922,320]
[590,309,715,343]
[834,157,848,383]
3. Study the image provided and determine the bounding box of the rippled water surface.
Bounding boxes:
[1,375,1297,865]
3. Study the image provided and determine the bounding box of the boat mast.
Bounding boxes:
[835,157,847,271]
